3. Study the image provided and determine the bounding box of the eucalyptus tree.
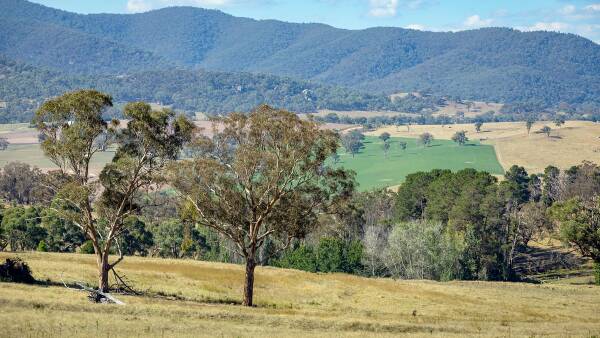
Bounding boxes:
[34,90,193,292]
[168,105,354,306]
[451,131,468,146]
[474,121,483,133]
[541,125,552,137]
[379,132,391,143]
[419,132,434,147]
[0,137,8,150]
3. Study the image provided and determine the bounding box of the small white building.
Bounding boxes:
[0,101,7,109]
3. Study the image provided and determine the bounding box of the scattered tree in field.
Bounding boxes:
[554,116,566,129]
[419,132,434,147]
[168,105,354,306]
[451,131,468,146]
[398,141,407,151]
[382,141,391,158]
[474,121,483,133]
[342,130,364,157]
[379,132,391,143]
[526,119,535,134]
[0,137,8,150]
[549,198,600,285]
[540,125,552,137]
[33,90,193,292]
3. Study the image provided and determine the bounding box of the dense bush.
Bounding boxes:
[0,257,35,284]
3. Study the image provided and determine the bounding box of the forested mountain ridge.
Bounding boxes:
[1,0,600,109]
[1,54,432,122]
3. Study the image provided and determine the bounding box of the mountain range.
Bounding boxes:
[1,0,600,121]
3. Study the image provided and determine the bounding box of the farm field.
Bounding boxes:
[371,121,600,175]
[0,251,599,337]
[334,136,503,191]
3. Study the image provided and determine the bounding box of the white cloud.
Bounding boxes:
[405,24,425,30]
[585,4,600,12]
[525,22,570,32]
[127,0,153,13]
[463,15,494,28]
[559,4,576,15]
[368,0,399,17]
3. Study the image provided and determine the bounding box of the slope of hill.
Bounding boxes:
[1,0,600,108]
[0,55,419,122]
[1,251,599,337]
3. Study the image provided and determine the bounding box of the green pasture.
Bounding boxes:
[335,136,504,191]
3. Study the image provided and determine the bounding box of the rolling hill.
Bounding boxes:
[1,0,600,108]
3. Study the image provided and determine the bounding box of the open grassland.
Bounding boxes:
[371,121,600,174]
[335,136,503,191]
[0,252,599,337]
[0,144,115,173]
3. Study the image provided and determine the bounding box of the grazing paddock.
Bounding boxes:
[334,136,503,191]
[0,252,598,337]
[371,121,600,174]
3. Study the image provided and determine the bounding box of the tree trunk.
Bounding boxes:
[242,258,256,307]
[97,252,110,292]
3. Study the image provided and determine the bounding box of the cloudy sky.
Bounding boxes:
[31,0,600,43]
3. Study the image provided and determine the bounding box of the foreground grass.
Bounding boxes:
[1,252,599,337]
[335,136,503,190]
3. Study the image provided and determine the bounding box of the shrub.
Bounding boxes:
[0,257,35,284]
[79,240,95,254]
[36,240,48,252]
[275,245,317,272]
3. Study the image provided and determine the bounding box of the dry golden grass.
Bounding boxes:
[432,101,504,118]
[371,121,600,174]
[0,252,599,337]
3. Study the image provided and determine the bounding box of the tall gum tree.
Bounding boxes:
[34,90,193,292]
[169,105,354,306]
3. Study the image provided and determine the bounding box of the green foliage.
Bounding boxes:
[36,240,48,252]
[451,130,468,146]
[40,210,85,252]
[548,198,600,265]
[0,206,46,251]
[119,217,154,256]
[79,240,95,254]
[275,245,317,272]
[419,132,434,147]
[277,238,363,274]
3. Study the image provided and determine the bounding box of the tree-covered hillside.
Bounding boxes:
[0,55,431,122]
[1,0,599,109]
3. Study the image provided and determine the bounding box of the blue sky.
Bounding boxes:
[31,0,600,43]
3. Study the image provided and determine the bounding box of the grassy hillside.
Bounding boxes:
[1,0,600,107]
[335,136,503,191]
[0,251,599,337]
